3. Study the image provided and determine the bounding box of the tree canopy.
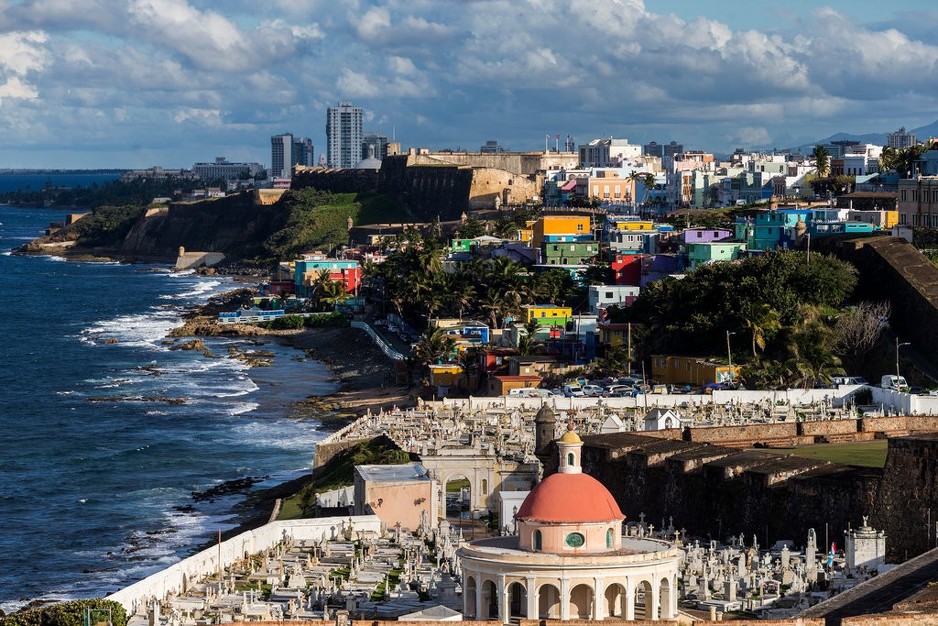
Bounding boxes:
[617,250,858,366]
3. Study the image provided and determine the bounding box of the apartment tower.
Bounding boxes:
[326,102,364,168]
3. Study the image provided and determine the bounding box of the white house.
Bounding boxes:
[588,285,640,315]
[643,408,688,431]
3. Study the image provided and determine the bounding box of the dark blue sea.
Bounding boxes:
[0,172,122,194]
[0,206,337,611]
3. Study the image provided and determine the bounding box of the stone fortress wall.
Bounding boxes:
[562,424,938,565]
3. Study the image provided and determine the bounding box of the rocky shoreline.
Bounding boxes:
[167,287,413,545]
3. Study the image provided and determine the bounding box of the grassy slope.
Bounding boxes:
[259,190,410,263]
[763,439,888,468]
[277,436,412,520]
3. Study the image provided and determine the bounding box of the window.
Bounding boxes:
[534,530,542,550]
[567,452,574,466]
[577,223,584,232]
[481,479,488,495]
[606,528,614,548]
[566,532,585,548]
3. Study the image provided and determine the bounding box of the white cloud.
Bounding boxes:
[1,1,937,166]
[0,76,39,101]
[0,31,50,75]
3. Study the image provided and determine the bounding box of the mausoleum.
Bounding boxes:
[458,423,682,621]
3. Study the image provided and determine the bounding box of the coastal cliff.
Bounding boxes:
[18,188,394,264]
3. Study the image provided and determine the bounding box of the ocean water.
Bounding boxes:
[0,172,122,194]
[0,206,337,611]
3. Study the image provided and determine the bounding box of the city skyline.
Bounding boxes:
[0,0,936,168]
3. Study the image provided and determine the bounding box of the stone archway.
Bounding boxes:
[442,473,472,522]
[508,581,527,618]
[464,576,477,618]
[604,583,627,618]
[537,583,561,619]
[634,580,654,620]
[659,576,674,619]
[481,579,498,620]
[570,584,594,619]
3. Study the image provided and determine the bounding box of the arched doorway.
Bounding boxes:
[634,580,654,620]
[659,577,674,619]
[570,584,594,619]
[508,581,527,618]
[464,576,477,618]
[604,583,627,618]
[444,474,472,521]
[537,583,561,619]
[481,579,498,620]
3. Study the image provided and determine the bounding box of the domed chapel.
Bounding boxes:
[458,419,681,621]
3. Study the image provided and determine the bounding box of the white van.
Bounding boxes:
[881,375,909,391]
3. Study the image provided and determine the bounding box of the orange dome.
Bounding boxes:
[516,472,624,523]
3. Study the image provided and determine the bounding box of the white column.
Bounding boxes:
[560,578,570,621]
[650,575,659,621]
[497,574,507,624]
[475,578,483,621]
[625,579,635,621]
[526,577,537,618]
[670,574,678,619]
[593,577,605,621]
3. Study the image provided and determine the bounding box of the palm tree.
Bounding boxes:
[811,145,830,178]
[879,146,898,173]
[894,144,926,178]
[414,327,457,365]
[743,304,782,357]
[319,280,349,309]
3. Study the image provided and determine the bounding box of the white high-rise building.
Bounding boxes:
[271,133,293,178]
[888,127,918,150]
[327,102,364,168]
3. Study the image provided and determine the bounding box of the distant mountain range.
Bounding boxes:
[788,120,938,153]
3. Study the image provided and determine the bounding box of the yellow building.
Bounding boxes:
[428,364,464,388]
[523,305,572,328]
[615,220,655,231]
[599,323,630,348]
[532,215,591,249]
[651,355,741,386]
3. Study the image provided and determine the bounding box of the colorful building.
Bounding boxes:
[610,254,646,286]
[487,374,543,396]
[523,304,572,327]
[441,321,490,351]
[540,240,599,266]
[294,253,361,297]
[686,241,747,268]
[531,215,591,249]
[597,322,631,348]
[353,464,437,532]
[651,355,740,386]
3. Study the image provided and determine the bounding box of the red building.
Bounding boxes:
[610,254,646,286]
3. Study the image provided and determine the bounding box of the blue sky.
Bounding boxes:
[0,0,936,169]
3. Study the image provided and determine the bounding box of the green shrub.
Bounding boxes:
[267,314,305,330]
[1,599,127,626]
[304,312,349,328]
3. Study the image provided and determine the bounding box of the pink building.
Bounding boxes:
[353,464,437,532]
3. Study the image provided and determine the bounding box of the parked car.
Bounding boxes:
[581,384,605,397]
[562,384,585,397]
[832,376,869,386]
